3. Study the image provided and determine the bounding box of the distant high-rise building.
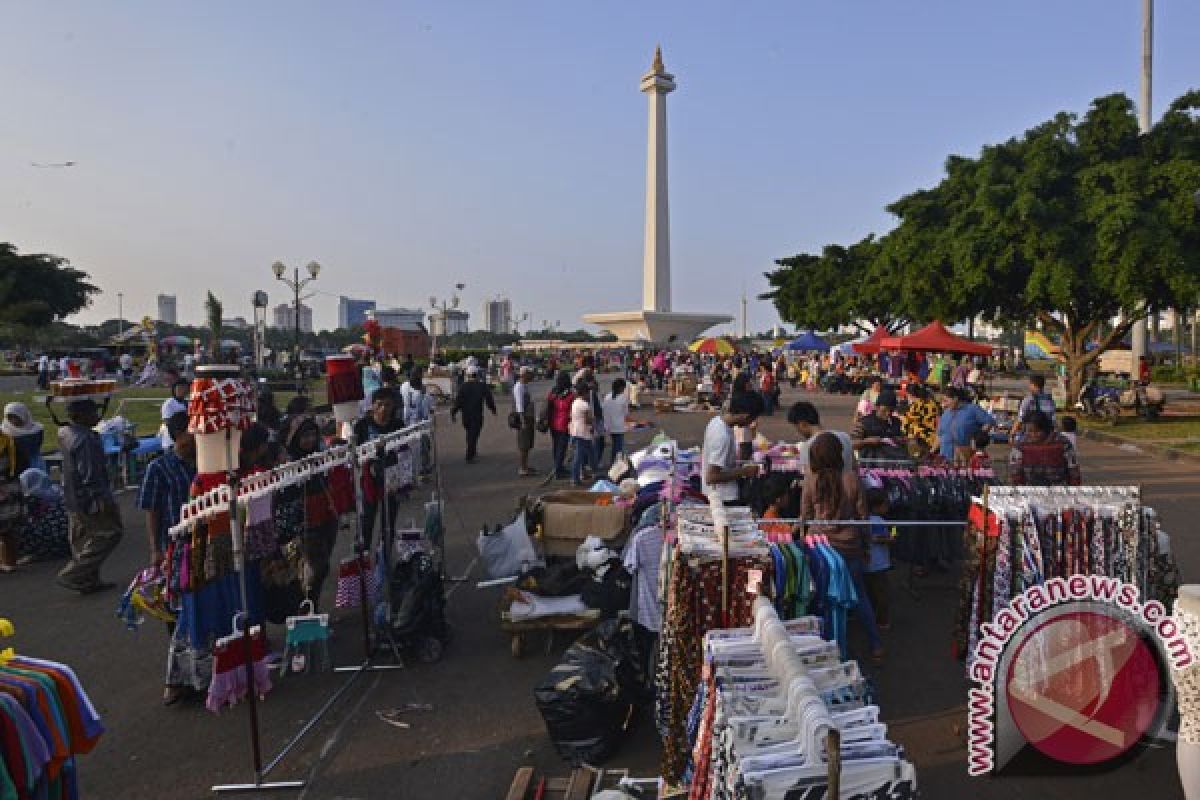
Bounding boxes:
[157,294,177,325]
[272,302,313,334]
[428,309,470,337]
[338,296,377,329]
[369,308,427,330]
[482,298,512,334]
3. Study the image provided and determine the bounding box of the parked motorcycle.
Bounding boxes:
[1075,379,1165,422]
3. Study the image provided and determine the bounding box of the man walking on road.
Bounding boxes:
[56,398,123,593]
[513,366,538,477]
[451,366,496,463]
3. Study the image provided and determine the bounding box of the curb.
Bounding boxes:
[1078,427,1200,465]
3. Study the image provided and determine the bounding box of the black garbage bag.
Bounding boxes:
[533,619,646,766]
[580,559,632,617]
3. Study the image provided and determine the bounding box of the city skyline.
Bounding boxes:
[4,3,1199,334]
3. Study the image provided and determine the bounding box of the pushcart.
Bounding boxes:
[498,589,601,658]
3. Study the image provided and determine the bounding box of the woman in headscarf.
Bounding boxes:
[280,414,338,609]
[0,425,26,572]
[3,402,45,473]
[543,370,576,480]
[14,468,69,564]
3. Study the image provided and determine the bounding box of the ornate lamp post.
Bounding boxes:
[272,260,320,393]
[429,282,465,361]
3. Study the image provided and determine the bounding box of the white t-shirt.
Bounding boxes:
[513,381,532,414]
[119,353,133,370]
[797,429,856,473]
[568,396,592,439]
[701,416,739,503]
[600,392,629,434]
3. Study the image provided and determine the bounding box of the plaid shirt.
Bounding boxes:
[1009,433,1082,486]
[137,450,196,550]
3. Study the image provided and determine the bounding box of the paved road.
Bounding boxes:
[2,382,1195,798]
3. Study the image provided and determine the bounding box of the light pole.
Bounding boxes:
[117,293,124,341]
[272,260,320,393]
[429,282,465,362]
[252,290,269,371]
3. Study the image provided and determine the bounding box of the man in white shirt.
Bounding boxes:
[37,354,50,389]
[787,401,855,473]
[512,366,537,477]
[568,379,595,486]
[159,379,190,450]
[702,393,762,504]
[118,352,134,384]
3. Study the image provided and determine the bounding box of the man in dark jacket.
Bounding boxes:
[451,366,496,462]
[56,398,123,593]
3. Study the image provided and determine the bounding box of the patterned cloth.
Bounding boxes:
[14,497,70,562]
[902,399,941,454]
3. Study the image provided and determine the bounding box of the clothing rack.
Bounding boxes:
[165,419,438,794]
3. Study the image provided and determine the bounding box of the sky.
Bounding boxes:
[3,1,1199,336]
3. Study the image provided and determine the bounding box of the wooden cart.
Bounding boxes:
[498,590,601,658]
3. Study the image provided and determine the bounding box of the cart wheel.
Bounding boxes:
[511,634,524,658]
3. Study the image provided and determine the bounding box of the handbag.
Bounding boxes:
[507,410,523,430]
[335,554,379,609]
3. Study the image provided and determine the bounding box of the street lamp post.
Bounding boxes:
[272,260,321,394]
[429,282,465,362]
[117,293,124,341]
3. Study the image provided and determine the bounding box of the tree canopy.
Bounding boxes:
[0,243,99,334]
[764,90,1200,395]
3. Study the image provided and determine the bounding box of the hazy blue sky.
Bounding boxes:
[3,1,1198,335]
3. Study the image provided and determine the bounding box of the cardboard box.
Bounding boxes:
[539,490,629,558]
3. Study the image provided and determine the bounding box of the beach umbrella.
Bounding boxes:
[159,335,192,346]
[689,337,738,355]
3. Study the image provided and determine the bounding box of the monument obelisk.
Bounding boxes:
[584,46,731,344]
[642,45,673,313]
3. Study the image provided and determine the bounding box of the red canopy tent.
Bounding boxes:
[851,326,890,355]
[879,321,993,356]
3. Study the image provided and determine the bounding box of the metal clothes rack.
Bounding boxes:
[195,420,436,793]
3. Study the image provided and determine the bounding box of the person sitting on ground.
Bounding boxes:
[1009,410,1081,487]
[14,468,69,566]
[3,402,45,473]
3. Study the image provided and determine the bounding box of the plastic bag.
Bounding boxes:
[533,619,646,766]
[580,559,632,616]
[477,510,539,579]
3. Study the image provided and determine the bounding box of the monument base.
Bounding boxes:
[583,310,733,346]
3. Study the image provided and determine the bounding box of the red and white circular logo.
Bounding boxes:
[1006,610,1162,765]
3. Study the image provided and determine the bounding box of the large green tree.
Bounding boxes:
[887,92,1200,397]
[765,91,1200,398]
[763,234,909,335]
[0,244,99,341]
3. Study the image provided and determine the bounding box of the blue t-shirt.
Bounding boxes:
[938,404,995,460]
[866,515,891,572]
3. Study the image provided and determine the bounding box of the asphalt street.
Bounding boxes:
[0,381,1195,799]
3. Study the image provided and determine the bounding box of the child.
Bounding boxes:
[968,429,992,471]
[864,487,892,631]
[759,474,798,544]
[1060,415,1079,453]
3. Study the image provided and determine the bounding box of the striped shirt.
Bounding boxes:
[137,450,196,550]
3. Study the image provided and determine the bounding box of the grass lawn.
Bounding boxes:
[1078,415,1200,444]
[0,384,328,453]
